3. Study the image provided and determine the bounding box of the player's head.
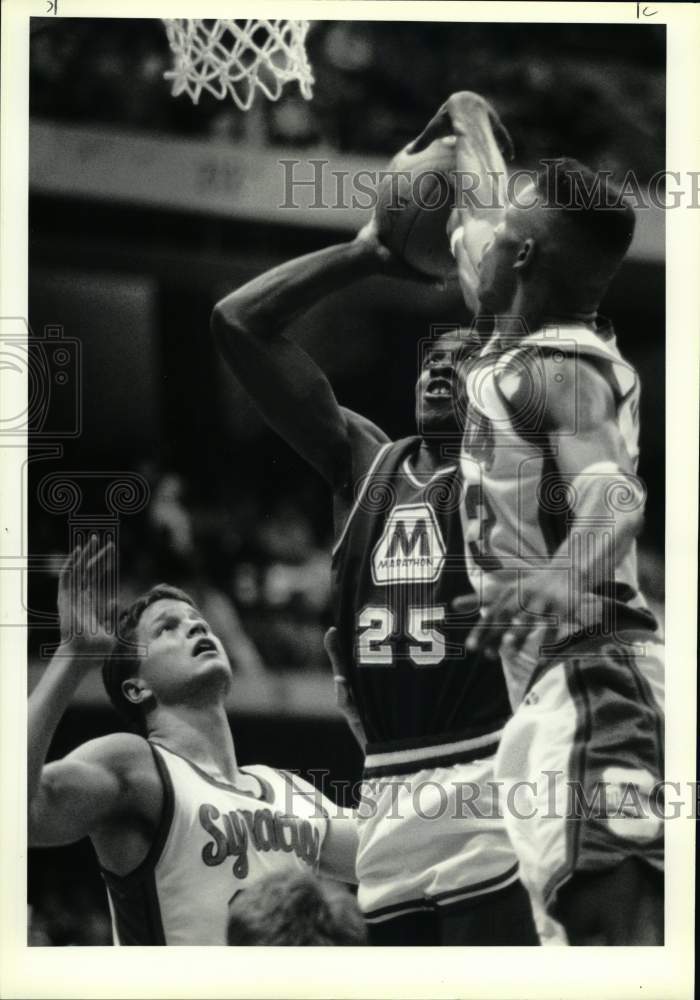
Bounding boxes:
[102,585,232,732]
[477,158,636,320]
[414,327,481,436]
[226,871,367,946]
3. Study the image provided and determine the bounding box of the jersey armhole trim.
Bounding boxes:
[100,741,175,889]
[332,441,393,557]
[275,769,331,869]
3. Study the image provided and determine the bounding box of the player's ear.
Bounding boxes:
[513,238,536,273]
[122,677,152,706]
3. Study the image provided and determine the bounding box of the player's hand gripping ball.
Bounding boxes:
[375,137,457,279]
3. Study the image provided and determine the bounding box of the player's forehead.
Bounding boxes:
[139,598,199,633]
[422,332,478,363]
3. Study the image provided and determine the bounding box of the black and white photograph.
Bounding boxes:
[1,2,697,997]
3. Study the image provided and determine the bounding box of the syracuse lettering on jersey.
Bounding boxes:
[198,803,321,879]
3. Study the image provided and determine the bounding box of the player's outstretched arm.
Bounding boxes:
[278,767,358,883]
[28,539,158,846]
[211,224,400,492]
[319,810,359,884]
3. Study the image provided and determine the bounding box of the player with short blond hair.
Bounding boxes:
[28,537,358,945]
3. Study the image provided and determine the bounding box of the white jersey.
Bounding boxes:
[459,323,656,705]
[102,742,330,945]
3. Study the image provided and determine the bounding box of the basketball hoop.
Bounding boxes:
[162,19,314,110]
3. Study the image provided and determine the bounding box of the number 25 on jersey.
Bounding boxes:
[357,604,446,668]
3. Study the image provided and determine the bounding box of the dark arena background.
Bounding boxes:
[27,18,665,944]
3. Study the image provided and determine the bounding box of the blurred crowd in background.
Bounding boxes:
[31,20,664,181]
[29,461,335,676]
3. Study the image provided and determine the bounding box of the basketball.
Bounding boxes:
[375,137,457,278]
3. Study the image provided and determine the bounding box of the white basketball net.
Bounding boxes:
[162,19,314,110]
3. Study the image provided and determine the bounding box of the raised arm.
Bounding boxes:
[28,539,158,847]
[408,92,514,312]
[211,225,395,493]
[319,810,359,885]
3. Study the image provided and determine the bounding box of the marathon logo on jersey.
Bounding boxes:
[198,803,321,879]
[372,503,446,585]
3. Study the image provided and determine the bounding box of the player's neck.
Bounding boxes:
[499,289,598,338]
[147,702,240,783]
[539,308,598,330]
[415,435,458,468]
[496,310,598,339]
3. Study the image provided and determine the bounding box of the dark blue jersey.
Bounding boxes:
[332,436,511,776]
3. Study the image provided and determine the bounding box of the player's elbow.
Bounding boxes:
[212,289,267,351]
[211,299,248,358]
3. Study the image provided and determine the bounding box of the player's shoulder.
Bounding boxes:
[495,345,615,430]
[240,762,276,782]
[70,732,155,777]
[499,324,635,397]
[249,765,333,817]
[341,406,390,448]
[337,406,391,495]
[499,346,607,389]
[239,761,292,795]
[247,763,311,794]
[350,433,424,496]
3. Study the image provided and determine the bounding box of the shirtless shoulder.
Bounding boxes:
[495,350,615,435]
[86,733,164,874]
